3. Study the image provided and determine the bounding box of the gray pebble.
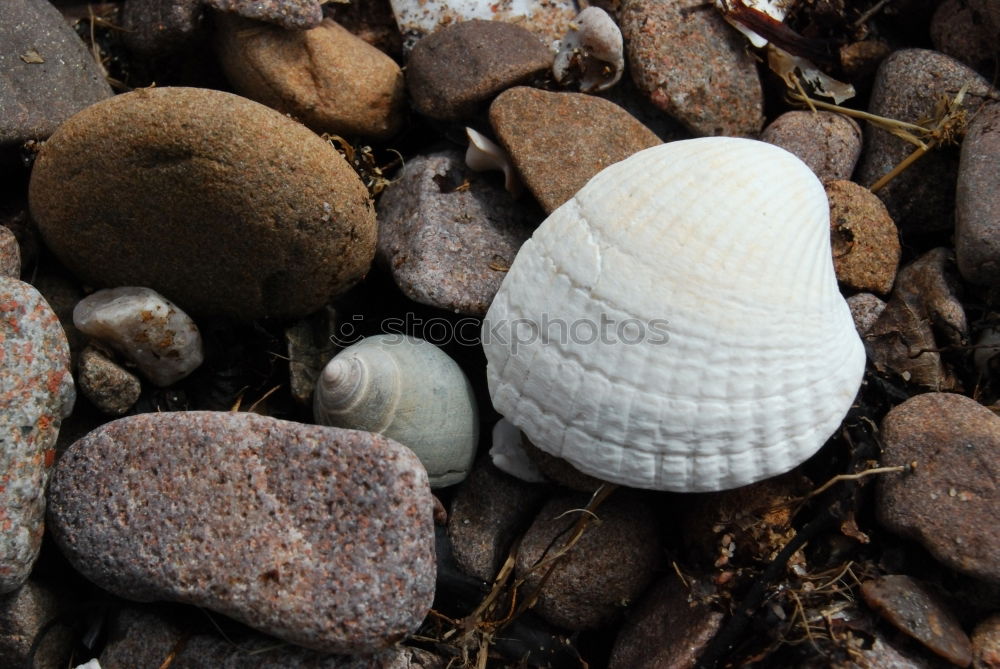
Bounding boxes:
[846,293,887,336]
[0,227,19,278]
[121,0,205,58]
[285,306,339,406]
[76,346,142,416]
[930,0,996,75]
[956,102,1000,286]
[204,0,322,30]
[0,580,75,669]
[761,111,862,182]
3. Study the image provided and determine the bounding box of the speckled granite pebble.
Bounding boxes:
[956,103,1000,286]
[856,49,997,234]
[121,0,205,57]
[847,293,887,336]
[0,0,113,146]
[0,227,19,278]
[376,150,538,315]
[762,112,862,182]
[205,0,322,30]
[29,87,376,320]
[878,393,1000,584]
[826,180,900,294]
[490,87,660,213]
[0,580,74,669]
[406,20,553,121]
[0,277,75,594]
[972,614,1000,668]
[47,411,435,654]
[217,16,405,139]
[861,575,972,666]
[76,346,141,416]
[620,0,764,137]
[516,493,661,630]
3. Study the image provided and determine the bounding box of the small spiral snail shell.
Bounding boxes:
[313,335,479,487]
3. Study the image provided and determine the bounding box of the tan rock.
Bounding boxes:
[826,180,901,294]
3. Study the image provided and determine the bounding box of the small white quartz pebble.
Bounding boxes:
[73,287,204,387]
[74,661,101,669]
[489,418,545,483]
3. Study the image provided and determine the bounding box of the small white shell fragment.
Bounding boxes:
[482,137,866,493]
[73,660,101,669]
[465,127,522,197]
[489,418,545,482]
[314,335,479,488]
[553,7,624,93]
[72,287,204,387]
[715,0,796,48]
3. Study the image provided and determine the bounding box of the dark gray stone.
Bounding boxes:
[121,0,205,58]
[204,0,322,30]
[956,102,1000,286]
[0,581,74,669]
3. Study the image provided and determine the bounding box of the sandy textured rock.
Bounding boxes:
[205,0,322,30]
[0,227,19,279]
[217,16,405,139]
[29,87,376,320]
[826,180,900,294]
[76,346,142,416]
[47,411,436,654]
[762,112,862,182]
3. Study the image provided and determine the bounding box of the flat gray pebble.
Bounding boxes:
[956,102,1000,286]
[847,293,887,336]
[205,0,322,30]
[761,111,862,182]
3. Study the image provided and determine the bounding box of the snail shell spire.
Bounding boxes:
[482,137,866,493]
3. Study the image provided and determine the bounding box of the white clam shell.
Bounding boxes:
[553,7,624,93]
[482,137,865,493]
[313,335,479,488]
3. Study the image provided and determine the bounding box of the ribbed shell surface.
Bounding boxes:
[482,137,866,492]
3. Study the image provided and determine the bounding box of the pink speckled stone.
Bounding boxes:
[47,411,436,654]
[0,277,75,593]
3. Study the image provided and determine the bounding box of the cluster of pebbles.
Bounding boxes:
[2,0,1000,667]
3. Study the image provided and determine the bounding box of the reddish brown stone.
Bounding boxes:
[826,180,901,295]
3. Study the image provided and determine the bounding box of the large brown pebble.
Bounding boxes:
[761,112,862,182]
[28,87,376,320]
[406,20,553,121]
[46,411,436,654]
[490,87,660,213]
[878,393,1000,584]
[620,0,764,137]
[826,180,900,294]
[861,575,973,666]
[217,16,405,140]
[515,492,661,630]
[856,49,997,235]
[956,103,1000,286]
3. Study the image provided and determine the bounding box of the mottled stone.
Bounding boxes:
[489,87,660,213]
[972,614,1000,669]
[861,575,973,666]
[47,411,436,654]
[447,458,546,582]
[878,393,1000,584]
[761,112,862,182]
[218,16,405,140]
[609,574,724,669]
[826,180,900,294]
[516,493,661,630]
[205,0,321,30]
[521,436,604,492]
[931,0,996,75]
[285,306,339,405]
[101,608,443,669]
[0,0,113,147]
[376,150,537,315]
[76,346,141,416]
[957,103,1000,286]
[406,20,552,121]
[0,580,75,669]
[0,277,75,593]
[620,0,764,137]
[0,227,19,278]
[121,0,205,57]
[28,87,377,321]
[856,49,997,234]
[847,293,887,336]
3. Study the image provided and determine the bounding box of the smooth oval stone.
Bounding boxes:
[28,87,376,321]
[956,102,1000,286]
[46,411,436,654]
[761,111,862,182]
[0,277,75,594]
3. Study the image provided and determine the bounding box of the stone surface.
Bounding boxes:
[521,436,605,492]
[47,411,436,654]
[515,492,661,630]
[28,87,377,321]
[861,575,973,666]
[847,293,887,336]
[0,227,19,278]
[826,180,900,294]
[0,0,113,147]
[489,87,660,213]
[608,574,724,669]
[376,150,538,315]
[856,49,997,234]
[0,277,75,594]
[972,614,1000,669]
[930,0,996,75]
[866,248,966,389]
[956,102,1000,286]
[447,458,546,582]
[101,607,443,668]
[217,16,405,140]
[406,19,552,121]
[205,0,322,30]
[761,112,862,182]
[0,580,75,669]
[620,0,764,137]
[878,393,1000,584]
[285,305,339,406]
[76,346,142,416]
[121,0,205,57]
